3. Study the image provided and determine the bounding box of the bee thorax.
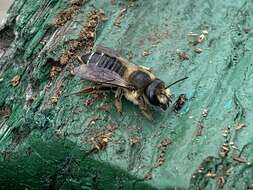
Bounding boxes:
[124,90,139,105]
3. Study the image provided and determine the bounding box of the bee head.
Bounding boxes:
[145,79,171,110]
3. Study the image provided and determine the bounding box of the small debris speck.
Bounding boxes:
[202,109,208,117]
[11,75,21,87]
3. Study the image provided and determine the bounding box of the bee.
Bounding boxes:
[73,45,187,120]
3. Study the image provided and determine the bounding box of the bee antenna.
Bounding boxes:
[165,76,189,89]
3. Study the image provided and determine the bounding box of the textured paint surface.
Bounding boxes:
[0,0,253,189]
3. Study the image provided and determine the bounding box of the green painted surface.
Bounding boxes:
[0,0,253,189]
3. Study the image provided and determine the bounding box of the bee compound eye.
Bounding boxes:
[145,79,163,106]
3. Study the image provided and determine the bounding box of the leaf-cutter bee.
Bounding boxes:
[73,45,187,120]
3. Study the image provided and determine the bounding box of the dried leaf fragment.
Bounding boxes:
[144,172,152,181]
[177,51,189,60]
[60,53,69,65]
[51,96,59,104]
[236,123,246,130]
[142,50,151,56]
[55,128,65,138]
[218,176,225,188]
[196,34,205,44]
[219,144,230,157]
[58,10,106,66]
[233,155,248,163]
[202,109,208,117]
[158,138,172,148]
[187,32,206,46]
[55,0,86,26]
[99,103,112,112]
[0,106,11,118]
[84,93,104,106]
[155,156,165,167]
[11,75,21,87]
[206,171,216,177]
[51,80,64,104]
[194,48,203,54]
[114,8,127,27]
[130,136,141,146]
[50,66,62,78]
[98,9,108,21]
[155,138,172,167]
[195,123,204,137]
[92,132,112,150]
[106,123,118,132]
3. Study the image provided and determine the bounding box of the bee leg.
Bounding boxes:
[115,88,123,114]
[138,97,153,120]
[64,86,95,97]
[65,85,116,97]
[141,108,153,121]
[76,55,85,64]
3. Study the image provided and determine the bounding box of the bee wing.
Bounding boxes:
[95,45,121,58]
[74,64,134,89]
[95,45,131,65]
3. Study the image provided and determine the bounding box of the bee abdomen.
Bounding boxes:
[81,51,126,76]
[81,52,100,63]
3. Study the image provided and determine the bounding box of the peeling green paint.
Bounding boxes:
[0,0,253,189]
